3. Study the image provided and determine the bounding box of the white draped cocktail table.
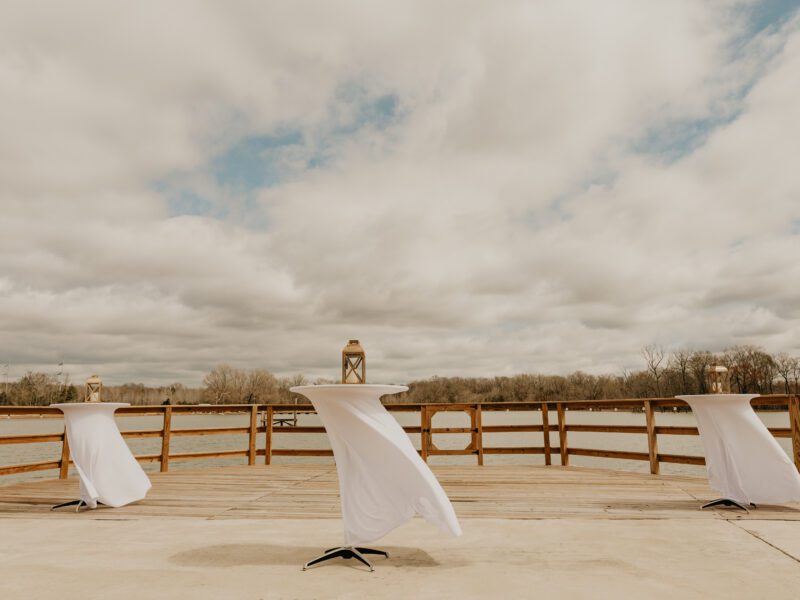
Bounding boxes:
[51,403,152,511]
[290,384,462,571]
[677,394,800,510]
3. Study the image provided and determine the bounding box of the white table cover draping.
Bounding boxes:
[51,403,151,508]
[290,384,462,546]
[677,394,800,505]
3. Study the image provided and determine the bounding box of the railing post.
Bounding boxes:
[160,406,172,473]
[789,395,800,473]
[248,405,258,466]
[541,402,551,466]
[557,402,568,466]
[264,406,273,465]
[420,405,429,463]
[474,404,484,466]
[58,427,70,479]
[644,400,659,475]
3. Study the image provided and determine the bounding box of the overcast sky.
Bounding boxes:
[1,1,799,386]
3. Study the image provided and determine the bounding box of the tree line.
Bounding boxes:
[0,365,314,406]
[1,345,798,406]
[395,345,799,405]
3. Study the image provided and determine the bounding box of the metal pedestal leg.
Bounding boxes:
[701,498,750,512]
[51,499,85,512]
[51,500,104,512]
[303,546,389,572]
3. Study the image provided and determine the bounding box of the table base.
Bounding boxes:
[701,498,755,512]
[51,499,104,512]
[302,546,389,572]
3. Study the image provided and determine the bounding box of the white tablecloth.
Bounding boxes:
[290,384,462,546]
[677,394,800,505]
[51,403,152,508]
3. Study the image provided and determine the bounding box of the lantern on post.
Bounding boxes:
[85,375,102,402]
[341,340,366,384]
[705,365,731,394]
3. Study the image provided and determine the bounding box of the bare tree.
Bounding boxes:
[567,372,603,400]
[17,371,58,406]
[724,345,775,394]
[774,353,796,394]
[792,359,800,395]
[246,369,278,403]
[203,364,236,403]
[755,351,777,394]
[641,345,666,397]
[204,366,280,404]
[275,374,308,403]
[670,349,692,394]
[723,346,750,392]
[688,350,714,394]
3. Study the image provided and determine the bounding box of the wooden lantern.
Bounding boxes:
[342,340,366,384]
[85,375,102,402]
[705,365,730,394]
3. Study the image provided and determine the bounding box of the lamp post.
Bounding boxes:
[341,340,366,384]
[85,375,102,402]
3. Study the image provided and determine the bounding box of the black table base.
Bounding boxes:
[51,499,85,512]
[51,499,104,512]
[303,546,388,572]
[701,498,755,512]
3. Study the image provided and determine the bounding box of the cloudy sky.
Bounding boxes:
[1,1,799,386]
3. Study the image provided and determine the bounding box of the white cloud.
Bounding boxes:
[1,1,798,385]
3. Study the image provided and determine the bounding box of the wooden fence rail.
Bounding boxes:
[1,395,798,478]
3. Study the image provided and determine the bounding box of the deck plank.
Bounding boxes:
[1,464,799,521]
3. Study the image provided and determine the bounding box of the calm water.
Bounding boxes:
[0,409,794,486]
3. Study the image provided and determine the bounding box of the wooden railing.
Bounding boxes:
[1,395,799,478]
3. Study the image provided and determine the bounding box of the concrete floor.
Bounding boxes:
[2,517,800,599]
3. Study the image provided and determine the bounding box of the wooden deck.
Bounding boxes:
[1,464,799,521]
